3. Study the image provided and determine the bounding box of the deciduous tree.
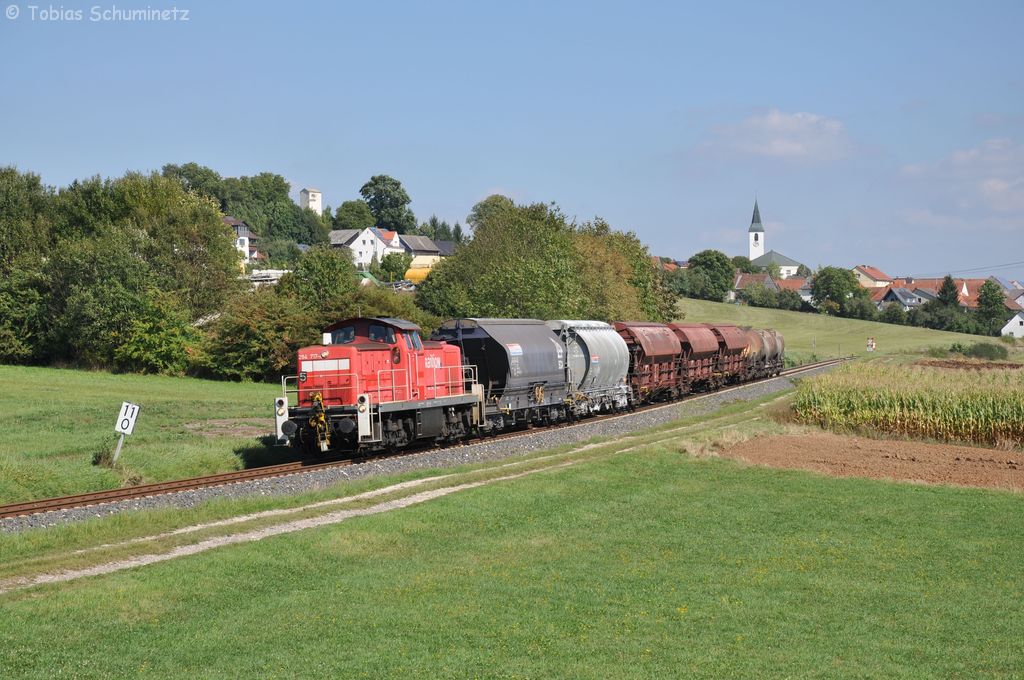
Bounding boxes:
[977,279,1008,334]
[359,175,416,233]
[333,200,375,231]
[810,266,860,314]
[685,250,735,302]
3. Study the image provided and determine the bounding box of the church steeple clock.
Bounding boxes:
[748,199,765,260]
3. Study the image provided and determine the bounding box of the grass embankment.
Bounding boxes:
[1,449,1021,676]
[678,298,988,362]
[0,366,278,504]
[1,395,1022,678]
[794,362,1024,447]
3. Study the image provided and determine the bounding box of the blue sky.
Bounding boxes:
[2,0,1022,280]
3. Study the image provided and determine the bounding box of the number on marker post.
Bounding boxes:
[115,401,141,436]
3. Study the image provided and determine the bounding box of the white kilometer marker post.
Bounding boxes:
[113,401,141,465]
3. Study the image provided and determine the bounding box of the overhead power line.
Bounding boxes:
[914,260,1024,278]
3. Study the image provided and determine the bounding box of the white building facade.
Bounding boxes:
[1001,312,1024,338]
[300,187,322,214]
[329,227,404,269]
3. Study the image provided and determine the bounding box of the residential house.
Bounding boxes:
[329,227,404,269]
[400,235,442,269]
[750,250,803,279]
[896,277,1020,312]
[776,276,813,303]
[1001,311,1024,338]
[877,287,926,312]
[729,271,778,302]
[223,216,260,264]
[434,240,459,258]
[992,277,1024,292]
[869,276,1022,314]
[853,265,893,288]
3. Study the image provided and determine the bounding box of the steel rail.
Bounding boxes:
[0,357,846,520]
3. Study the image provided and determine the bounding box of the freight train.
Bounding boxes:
[274,317,784,455]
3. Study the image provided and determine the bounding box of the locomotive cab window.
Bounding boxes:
[331,326,356,344]
[369,324,396,344]
[407,331,423,351]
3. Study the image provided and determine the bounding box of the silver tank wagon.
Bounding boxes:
[547,320,631,414]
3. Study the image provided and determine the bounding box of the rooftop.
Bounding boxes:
[854,265,893,282]
[750,249,802,267]
[734,272,777,290]
[399,234,441,254]
[748,200,764,233]
[328,229,360,246]
[775,277,808,292]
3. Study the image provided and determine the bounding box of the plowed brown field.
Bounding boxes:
[719,433,1023,491]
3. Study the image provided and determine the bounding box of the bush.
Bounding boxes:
[112,291,200,375]
[201,287,319,381]
[925,346,949,358]
[956,342,1009,361]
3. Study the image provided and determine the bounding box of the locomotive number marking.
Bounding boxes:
[424,356,442,369]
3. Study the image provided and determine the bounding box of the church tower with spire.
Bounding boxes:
[748,199,765,261]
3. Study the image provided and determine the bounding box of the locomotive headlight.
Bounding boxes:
[358,404,366,413]
[277,407,286,416]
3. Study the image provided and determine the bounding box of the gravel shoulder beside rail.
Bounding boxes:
[1,364,838,533]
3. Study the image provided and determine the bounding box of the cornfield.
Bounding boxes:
[794,363,1024,447]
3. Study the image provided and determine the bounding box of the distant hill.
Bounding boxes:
[677,298,990,360]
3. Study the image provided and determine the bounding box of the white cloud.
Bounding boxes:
[902,138,1024,215]
[700,109,852,162]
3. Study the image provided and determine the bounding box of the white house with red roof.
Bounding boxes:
[328,227,404,269]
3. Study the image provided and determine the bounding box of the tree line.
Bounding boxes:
[417,195,676,322]
[662,246,1012,336]
[0,166,676,381]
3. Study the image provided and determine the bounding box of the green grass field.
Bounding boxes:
[1,439,1021,678]
[677,298,989,361]
[0,366,278,504]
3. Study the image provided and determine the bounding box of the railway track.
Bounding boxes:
[0,357,846,520]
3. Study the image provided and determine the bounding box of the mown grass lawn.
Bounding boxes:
[2,448,1020,678]
[677,298,994,361]
[0,365,279,504]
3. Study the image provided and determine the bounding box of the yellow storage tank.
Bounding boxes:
[404,267,432,284]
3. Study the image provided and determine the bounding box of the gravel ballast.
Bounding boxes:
[1,365,837,533]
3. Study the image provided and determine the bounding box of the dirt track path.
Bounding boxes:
[719,433,1024,491]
